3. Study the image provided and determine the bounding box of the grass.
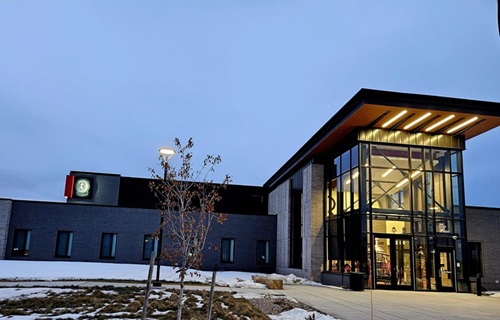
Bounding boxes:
[0,286,271,319]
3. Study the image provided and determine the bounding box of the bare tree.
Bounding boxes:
[149,138,230,320]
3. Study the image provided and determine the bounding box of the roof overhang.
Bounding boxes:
[265,88,500,189]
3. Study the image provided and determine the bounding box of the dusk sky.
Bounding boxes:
[1,1,499,207]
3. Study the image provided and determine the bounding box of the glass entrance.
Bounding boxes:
[436,248,455,291]
[374,236,412,289]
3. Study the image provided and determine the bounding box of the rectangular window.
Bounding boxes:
[452,174,464,219]
[100,233,117,259]
[450,151,462,173]
[328,179,338,217]
[221,238,235,263]
[12,229,31,256]
[432,149,450,172]
[143,234,158,260]
[55,231,73,258]
[256,240,270,265]
[334,156,341,177]
[326,220,340,272]
[351,145,359,168]
[341,172,351,212]
[341,150,351,173]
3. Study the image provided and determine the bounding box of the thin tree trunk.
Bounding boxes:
[206,267,217,320]
[141,251,156,320]
[176,272,185,320]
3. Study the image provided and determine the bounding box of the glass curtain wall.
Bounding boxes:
[325,144,366,274]
[324,130,466,291]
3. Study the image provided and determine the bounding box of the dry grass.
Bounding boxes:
[0,286,271,319]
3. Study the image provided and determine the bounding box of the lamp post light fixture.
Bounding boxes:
[152,147,175,287]
[159,147,176,161]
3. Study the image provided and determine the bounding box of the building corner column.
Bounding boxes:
[268,180,291,275]
[0,199,13,260]
[302,163,324,281]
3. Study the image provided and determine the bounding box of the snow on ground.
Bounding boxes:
[0,260,265,287]
[270,308,337,320]
[485,291,500,298]
[0,287,80,301]
[0,260,329,290]
[0,261,339,320]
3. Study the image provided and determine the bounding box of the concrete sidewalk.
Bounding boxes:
[282,285,500,320]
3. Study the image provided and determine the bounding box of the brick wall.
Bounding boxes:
[466,206,500,291]
[302,164,324,281]
[4,200,276,273]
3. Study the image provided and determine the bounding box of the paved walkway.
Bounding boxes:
[281,285,500,320]
[1,281,499,319]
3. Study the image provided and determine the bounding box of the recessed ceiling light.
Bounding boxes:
[447,117,479,134]
[396,178,409,188]
[382,110,408,128]
[404,112,432,130]
[382,167,395,178]
[425,114,455,132]
[411,170,422,179]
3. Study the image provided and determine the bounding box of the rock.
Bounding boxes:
[252,275,284,290]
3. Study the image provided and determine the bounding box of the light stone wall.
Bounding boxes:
[268,163,325,281]
[268,180,290,273]
[0,199,13,260]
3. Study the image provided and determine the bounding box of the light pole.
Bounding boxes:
[152,147,175,287]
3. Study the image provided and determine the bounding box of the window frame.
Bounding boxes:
[11,229,31,257]
[100,233,117,260]
[142,234,158,260]
[220,238,235,263]
[256,240,270,265]
[55,231,74,258]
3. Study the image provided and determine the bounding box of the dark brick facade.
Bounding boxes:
[466,206,500,291]
[3,199,276,273]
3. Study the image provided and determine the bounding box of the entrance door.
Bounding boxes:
[374,236,412,289]
[436,248,455,292]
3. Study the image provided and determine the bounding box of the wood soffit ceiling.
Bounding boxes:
[313,103,500,155]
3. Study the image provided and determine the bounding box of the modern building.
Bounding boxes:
[265,89,500,292]
[1,89,500,292]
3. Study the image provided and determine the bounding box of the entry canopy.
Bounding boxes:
[265,88,500,189]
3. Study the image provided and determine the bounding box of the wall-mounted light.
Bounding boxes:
[404,112,432,130]
[382,110,408,128]
[392,226,397,233]
[447,116,479,134]
[425,114,455,132]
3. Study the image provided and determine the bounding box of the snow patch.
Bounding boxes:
[269,308,338,320]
